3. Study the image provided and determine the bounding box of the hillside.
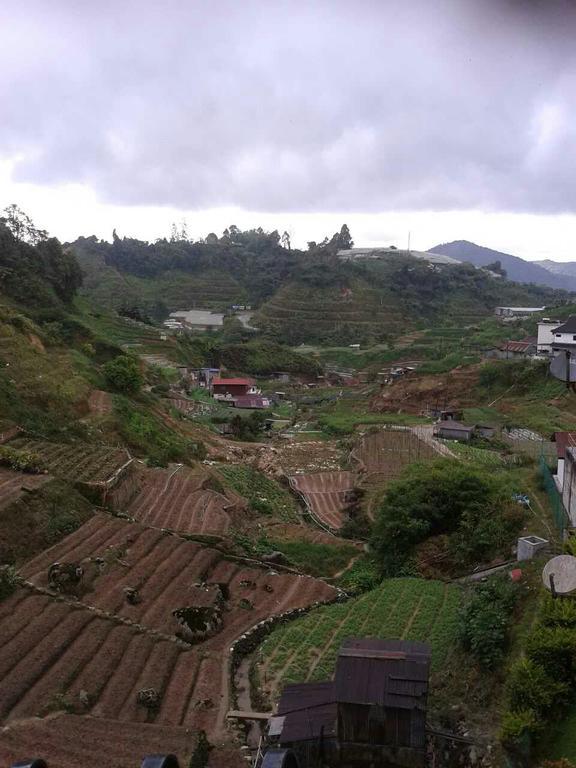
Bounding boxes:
[71,231,575,344]
[536,259,576,278]
[430,240,576,291]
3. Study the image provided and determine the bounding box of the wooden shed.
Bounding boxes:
[276,638,431,768]
[334,639,430,750]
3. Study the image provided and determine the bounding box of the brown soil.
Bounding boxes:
[371,365,481,414]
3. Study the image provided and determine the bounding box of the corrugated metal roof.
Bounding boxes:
[233,395,270,409]
[553,316,576,334]
[434,421,473,432]
[212,378,255,386]
[278,682,337,744]
[498,339,536,353]
[334,639,430,710]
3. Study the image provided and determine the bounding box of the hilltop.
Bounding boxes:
[430,239,576,291]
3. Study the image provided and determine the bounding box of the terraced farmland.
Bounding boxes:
[257,578,461,702]
[0,466,51,510]
[3,517,337,745]
[9,438,131,484]
[216,465,300,522]
[289,471,355,531]
[351,428,437,487]
[115,466,240,537]
[0,713,196,768]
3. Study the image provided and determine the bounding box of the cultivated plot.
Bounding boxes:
[289,471,355,531]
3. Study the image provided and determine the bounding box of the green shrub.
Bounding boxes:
[458,576,518,667]
[500,708,540,746]
[103,355,143,394]
[0,565,19,601]
[0,446,42,473]
[540,596,576,629]
[371,460,523,575]
[506,659,569,716]
[526,626,576,680]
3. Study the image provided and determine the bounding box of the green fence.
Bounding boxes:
[539,455,569,536]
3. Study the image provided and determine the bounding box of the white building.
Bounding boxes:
[494,306,546,319]
[537,320,562,353]
[551,316,576,352]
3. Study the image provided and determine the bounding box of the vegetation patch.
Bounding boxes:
[257,578,460,700]
[216,465,299,521]
[370,460,525,577]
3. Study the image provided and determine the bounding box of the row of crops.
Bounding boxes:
[257,578,461,695]
[216,464,300,521]
[9,438,130,483]
[442,440,505,466]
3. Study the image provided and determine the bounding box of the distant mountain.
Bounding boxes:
[429,240,576,292]
[535,259,576,278]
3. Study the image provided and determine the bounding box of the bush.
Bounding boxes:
[506,658,569,717]
[500,708,540,746]
[103,355,143,394]
[0,446,42,473]
[459,576,518,667]
[371,460,522,575]
[0,565,18,601]
[540,595,576,629]
[526,626,576,680]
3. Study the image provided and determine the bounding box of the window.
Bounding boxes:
[556,334,562,337]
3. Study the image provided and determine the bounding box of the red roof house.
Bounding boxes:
[211,378,257,398]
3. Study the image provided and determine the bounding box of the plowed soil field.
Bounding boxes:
[289,471,355,531]
[8,438,131,484]
[118,466,239,537]
[3,515,337,749]
[0,466,51,510]
[0,714,196,768]
[20,513,336,647]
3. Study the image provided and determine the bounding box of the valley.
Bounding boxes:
[2,215,576,767]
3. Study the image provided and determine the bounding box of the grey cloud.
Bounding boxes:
[1,0,576,213]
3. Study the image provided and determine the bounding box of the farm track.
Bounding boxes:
[0,467,51,510]
[289,471,354,531]
[120,466,237,536]
[3,513,337,750]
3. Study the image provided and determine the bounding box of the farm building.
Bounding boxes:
[274,638,431,768]
[494,306,546,319]
[537,320,562,354]
[428,406,463,421]
[484,339,537,360]
[211,377,258,398]
[433,421,474,442]
[551,316,576,352]
[232,395,271,409]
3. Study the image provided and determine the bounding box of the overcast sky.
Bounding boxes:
[2,0,576,259]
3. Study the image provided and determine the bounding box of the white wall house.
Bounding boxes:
[551,317,576,352]
[537,320,561,353]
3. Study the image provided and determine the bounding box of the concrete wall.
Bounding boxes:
[538,322,560,353]
[562,450,576,526]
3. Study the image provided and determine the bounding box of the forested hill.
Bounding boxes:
[429,240,576,291]
[71,227,575,345]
